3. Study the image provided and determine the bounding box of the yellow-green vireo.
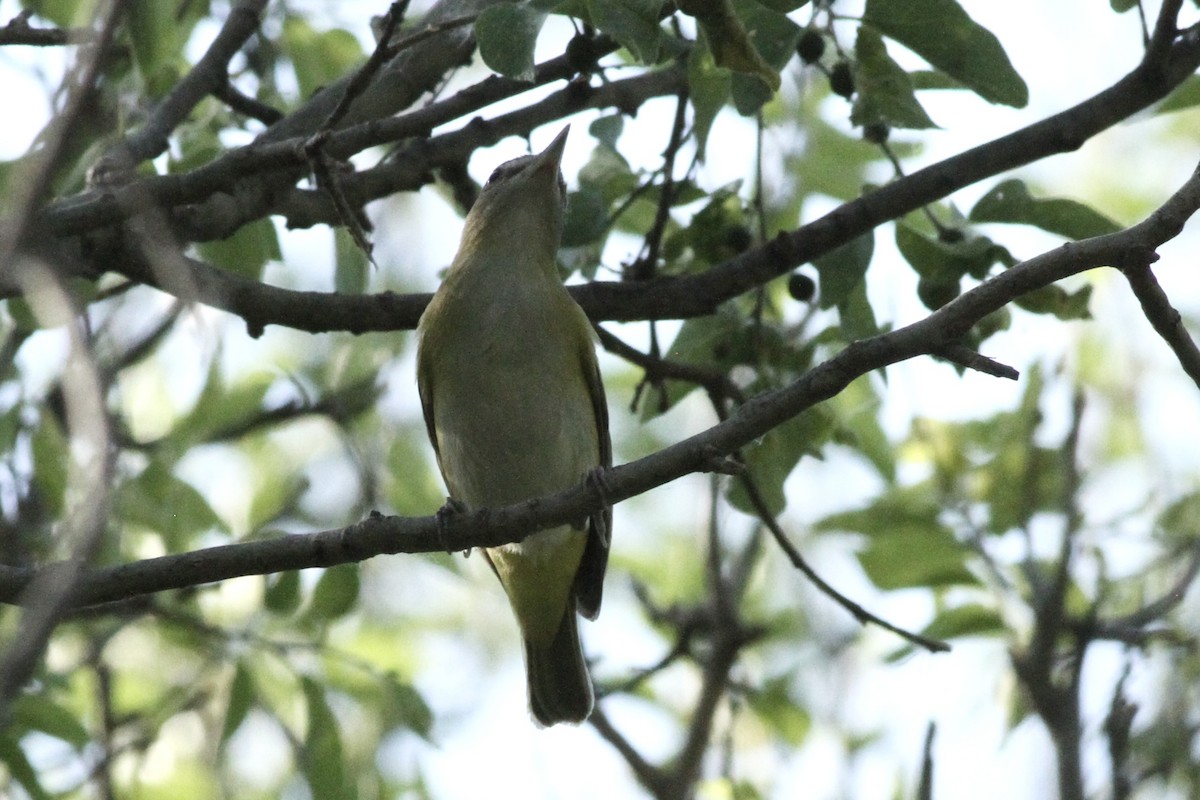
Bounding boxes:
[416,127,612,726]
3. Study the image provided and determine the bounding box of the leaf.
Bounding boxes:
[563,186,609,247]
[687,38,732,159]
[837,279,881,340]
[727,406,834,516]
[1014,283,1092,320]
[651,312,745,416]
[851,27,937,129]
[887,603,1005,661]
[586,0,666,64]
[1159,491,1200,543]
[10,694,89,748]
[172,362,273,444]
[476,4,546,81]
[283,18,364,98]
[0,734,51,800]
[588,114,624,149]
[895,221,1003,283]
[746,676,810,744]
[265,570,302,615]
[830,376,894,481]
[309,564,360,621]
[970,179,1121,240]
[201,217,282,281]
[820,487,977,589]
[383,680,434,739]
[1155,74,1200,114]
[221,662,256,743]
[814,232,873,309]
[300,678,352,800]
[334,227,369,295]
[863,0,1027,108]
[116,462,225,549]
[31,412,68,519]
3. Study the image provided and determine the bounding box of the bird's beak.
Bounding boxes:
[529,126,569,177]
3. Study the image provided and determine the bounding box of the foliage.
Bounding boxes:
[0,0,1198,799]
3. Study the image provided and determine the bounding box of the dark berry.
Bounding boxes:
[938,227,965,244]
[796,30,825,64]
[787,272,816,303]
[830,61,855,98]
[566,34,597,74]
[917,278,960,310]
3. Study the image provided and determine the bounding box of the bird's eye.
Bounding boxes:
[486,166,507,185]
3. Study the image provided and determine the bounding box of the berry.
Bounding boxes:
[796,30,825,64]
[917,278,960,310]
[830,61,855,98]
[787,272,816,302]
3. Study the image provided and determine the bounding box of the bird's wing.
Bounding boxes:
[573,313,612,621]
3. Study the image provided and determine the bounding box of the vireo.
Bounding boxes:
[416,127,612,726]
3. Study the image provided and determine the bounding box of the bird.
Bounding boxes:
[416,127,611,726]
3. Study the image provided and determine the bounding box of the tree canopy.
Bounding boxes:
[1,0,1200,798]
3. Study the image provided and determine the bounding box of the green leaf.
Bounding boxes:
[334,227,369,295]
[0,733,51,800]
[221,662,255,743]
[895,221,1002,283]
[384,680,434,739]
[837,279,881,340]
[22,0,88,27]
[887,603,1004,661]
[10,693,89,748]
[197,217,281,281]
[652,312,745,417]
[922,603,1004,639]
[831,376,894,481]
[309,564,360,621]
[578,143,637,203]
[116,462,224,549]
[863,0,1027,107]
[1159,491,1200,543]
[476,4,546,81]
[265,570,302,615]
[284,18,364,98]
[562,186,610,247]
[851,27,936,129]
[821,487,977,589]
[746,676,810,744]
[1155,74,1200,114]
[172,363,273,444]
[814,232,873,309]
[970,179,1121,240]
[31,412,68,519]
[300,678,352,800]
[1014,283,1092,320]
[727,406,834,516]
[588,114,625,149]
[586,0,666,63]
[687,38,731,159]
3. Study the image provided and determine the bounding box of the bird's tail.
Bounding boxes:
[525,605,593,727]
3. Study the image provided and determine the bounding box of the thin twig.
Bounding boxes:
[1121,261,1200,392]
